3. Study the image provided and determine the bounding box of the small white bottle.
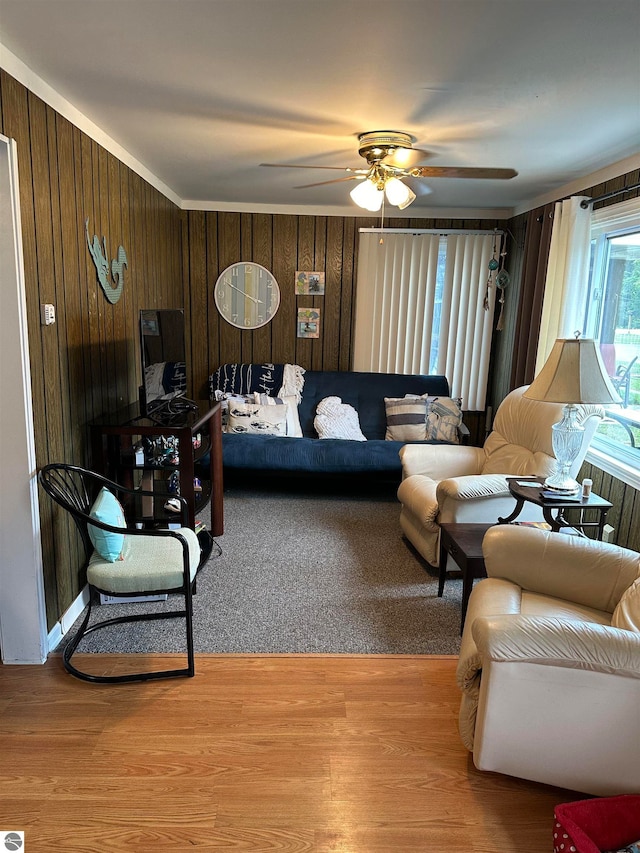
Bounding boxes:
[582,478,593,499]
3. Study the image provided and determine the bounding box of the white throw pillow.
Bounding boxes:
[314,396,367,441]
[253,393,303,437]
[227,401,288,435]
[213,391,254,427]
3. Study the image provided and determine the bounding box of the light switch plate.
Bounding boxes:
[40,303,55,325]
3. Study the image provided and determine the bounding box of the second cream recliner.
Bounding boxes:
[457,524,640,795]
[397,386,604,566]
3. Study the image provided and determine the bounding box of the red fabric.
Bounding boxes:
[554,796,640,853]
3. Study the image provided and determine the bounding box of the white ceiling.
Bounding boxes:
[1,0,639,218]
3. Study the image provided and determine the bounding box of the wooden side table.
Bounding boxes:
[439,523,495,634]
[498,477,612,539]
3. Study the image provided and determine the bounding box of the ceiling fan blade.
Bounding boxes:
[411,166,518,180]
[381,147,433,168]
[294,175,363,189]
[260,162,365,173]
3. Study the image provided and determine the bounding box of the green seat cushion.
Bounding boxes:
[88,487,126,562]
[87,527,200,594]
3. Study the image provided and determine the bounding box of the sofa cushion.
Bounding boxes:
[425,396,463,443]
[384,396,428,441]
[254,393,303,437]
[227,401,288,435]
[88,487,126,562]
[314,396,367,441]
[87,527,200,593]
[213,391,254,427]
[220,434,430,475]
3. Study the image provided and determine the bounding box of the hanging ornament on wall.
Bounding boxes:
[495,243,511,331]
[483,231,511,328]
[483,234,499,310]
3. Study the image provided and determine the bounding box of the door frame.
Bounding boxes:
[0,133,48,664]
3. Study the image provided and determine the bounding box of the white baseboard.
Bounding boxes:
[47,585,89,653]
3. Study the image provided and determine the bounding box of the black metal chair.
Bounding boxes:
[38,463,203,684]
[612,356,638,408]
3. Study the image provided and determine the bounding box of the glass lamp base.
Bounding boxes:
[545,404,584,495]
[543,473,581,494]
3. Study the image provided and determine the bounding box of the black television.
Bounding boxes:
[139,308,188,415]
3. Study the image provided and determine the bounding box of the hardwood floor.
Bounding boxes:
[0,654,582,851]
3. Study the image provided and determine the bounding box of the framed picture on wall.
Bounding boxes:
[297,307,320,338]
[295,271,325,295]
[141,312,159,335]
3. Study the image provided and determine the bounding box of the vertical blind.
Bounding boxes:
[353,230,497,410]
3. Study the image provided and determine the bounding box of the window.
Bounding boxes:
[582,197,640,486]
[353,229,501,410]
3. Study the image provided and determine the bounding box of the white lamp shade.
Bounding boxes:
[524,338,621,404]
[397,186,417,210]
[350,179,383,211]
[384,177,411,207]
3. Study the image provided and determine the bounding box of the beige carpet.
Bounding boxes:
[61,484,463,655]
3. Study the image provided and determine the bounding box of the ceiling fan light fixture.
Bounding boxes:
[350,178,383,211]
[384,177,414,208]
[397,185,417,210]
[261,129,517,206]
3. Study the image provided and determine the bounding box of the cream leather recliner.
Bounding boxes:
[397,386,604,566]
[457,524,640,796]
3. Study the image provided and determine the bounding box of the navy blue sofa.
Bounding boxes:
[211,368,463,482]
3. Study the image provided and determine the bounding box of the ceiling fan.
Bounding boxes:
[261,130,518,211]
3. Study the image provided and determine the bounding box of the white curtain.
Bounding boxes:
[353,231,496,410]
[536,196,592,373]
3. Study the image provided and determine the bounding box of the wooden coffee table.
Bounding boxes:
[438,522,496,634]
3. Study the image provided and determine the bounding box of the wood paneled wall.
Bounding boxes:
[577,462,640,552]
[0,71,184,629]
[183,212,502,444]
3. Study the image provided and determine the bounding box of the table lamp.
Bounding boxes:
[523,336,621,493]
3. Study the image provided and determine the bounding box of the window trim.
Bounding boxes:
[584,196,640,488]
[586,445,640,490]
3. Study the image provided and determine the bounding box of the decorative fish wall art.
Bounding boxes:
[85,217,128,304]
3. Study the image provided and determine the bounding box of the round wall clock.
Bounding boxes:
[214,262,280,329]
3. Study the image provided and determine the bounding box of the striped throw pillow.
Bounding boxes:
[384,397,428,441]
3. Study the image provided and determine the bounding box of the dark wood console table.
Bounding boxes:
[90,401,223,536]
